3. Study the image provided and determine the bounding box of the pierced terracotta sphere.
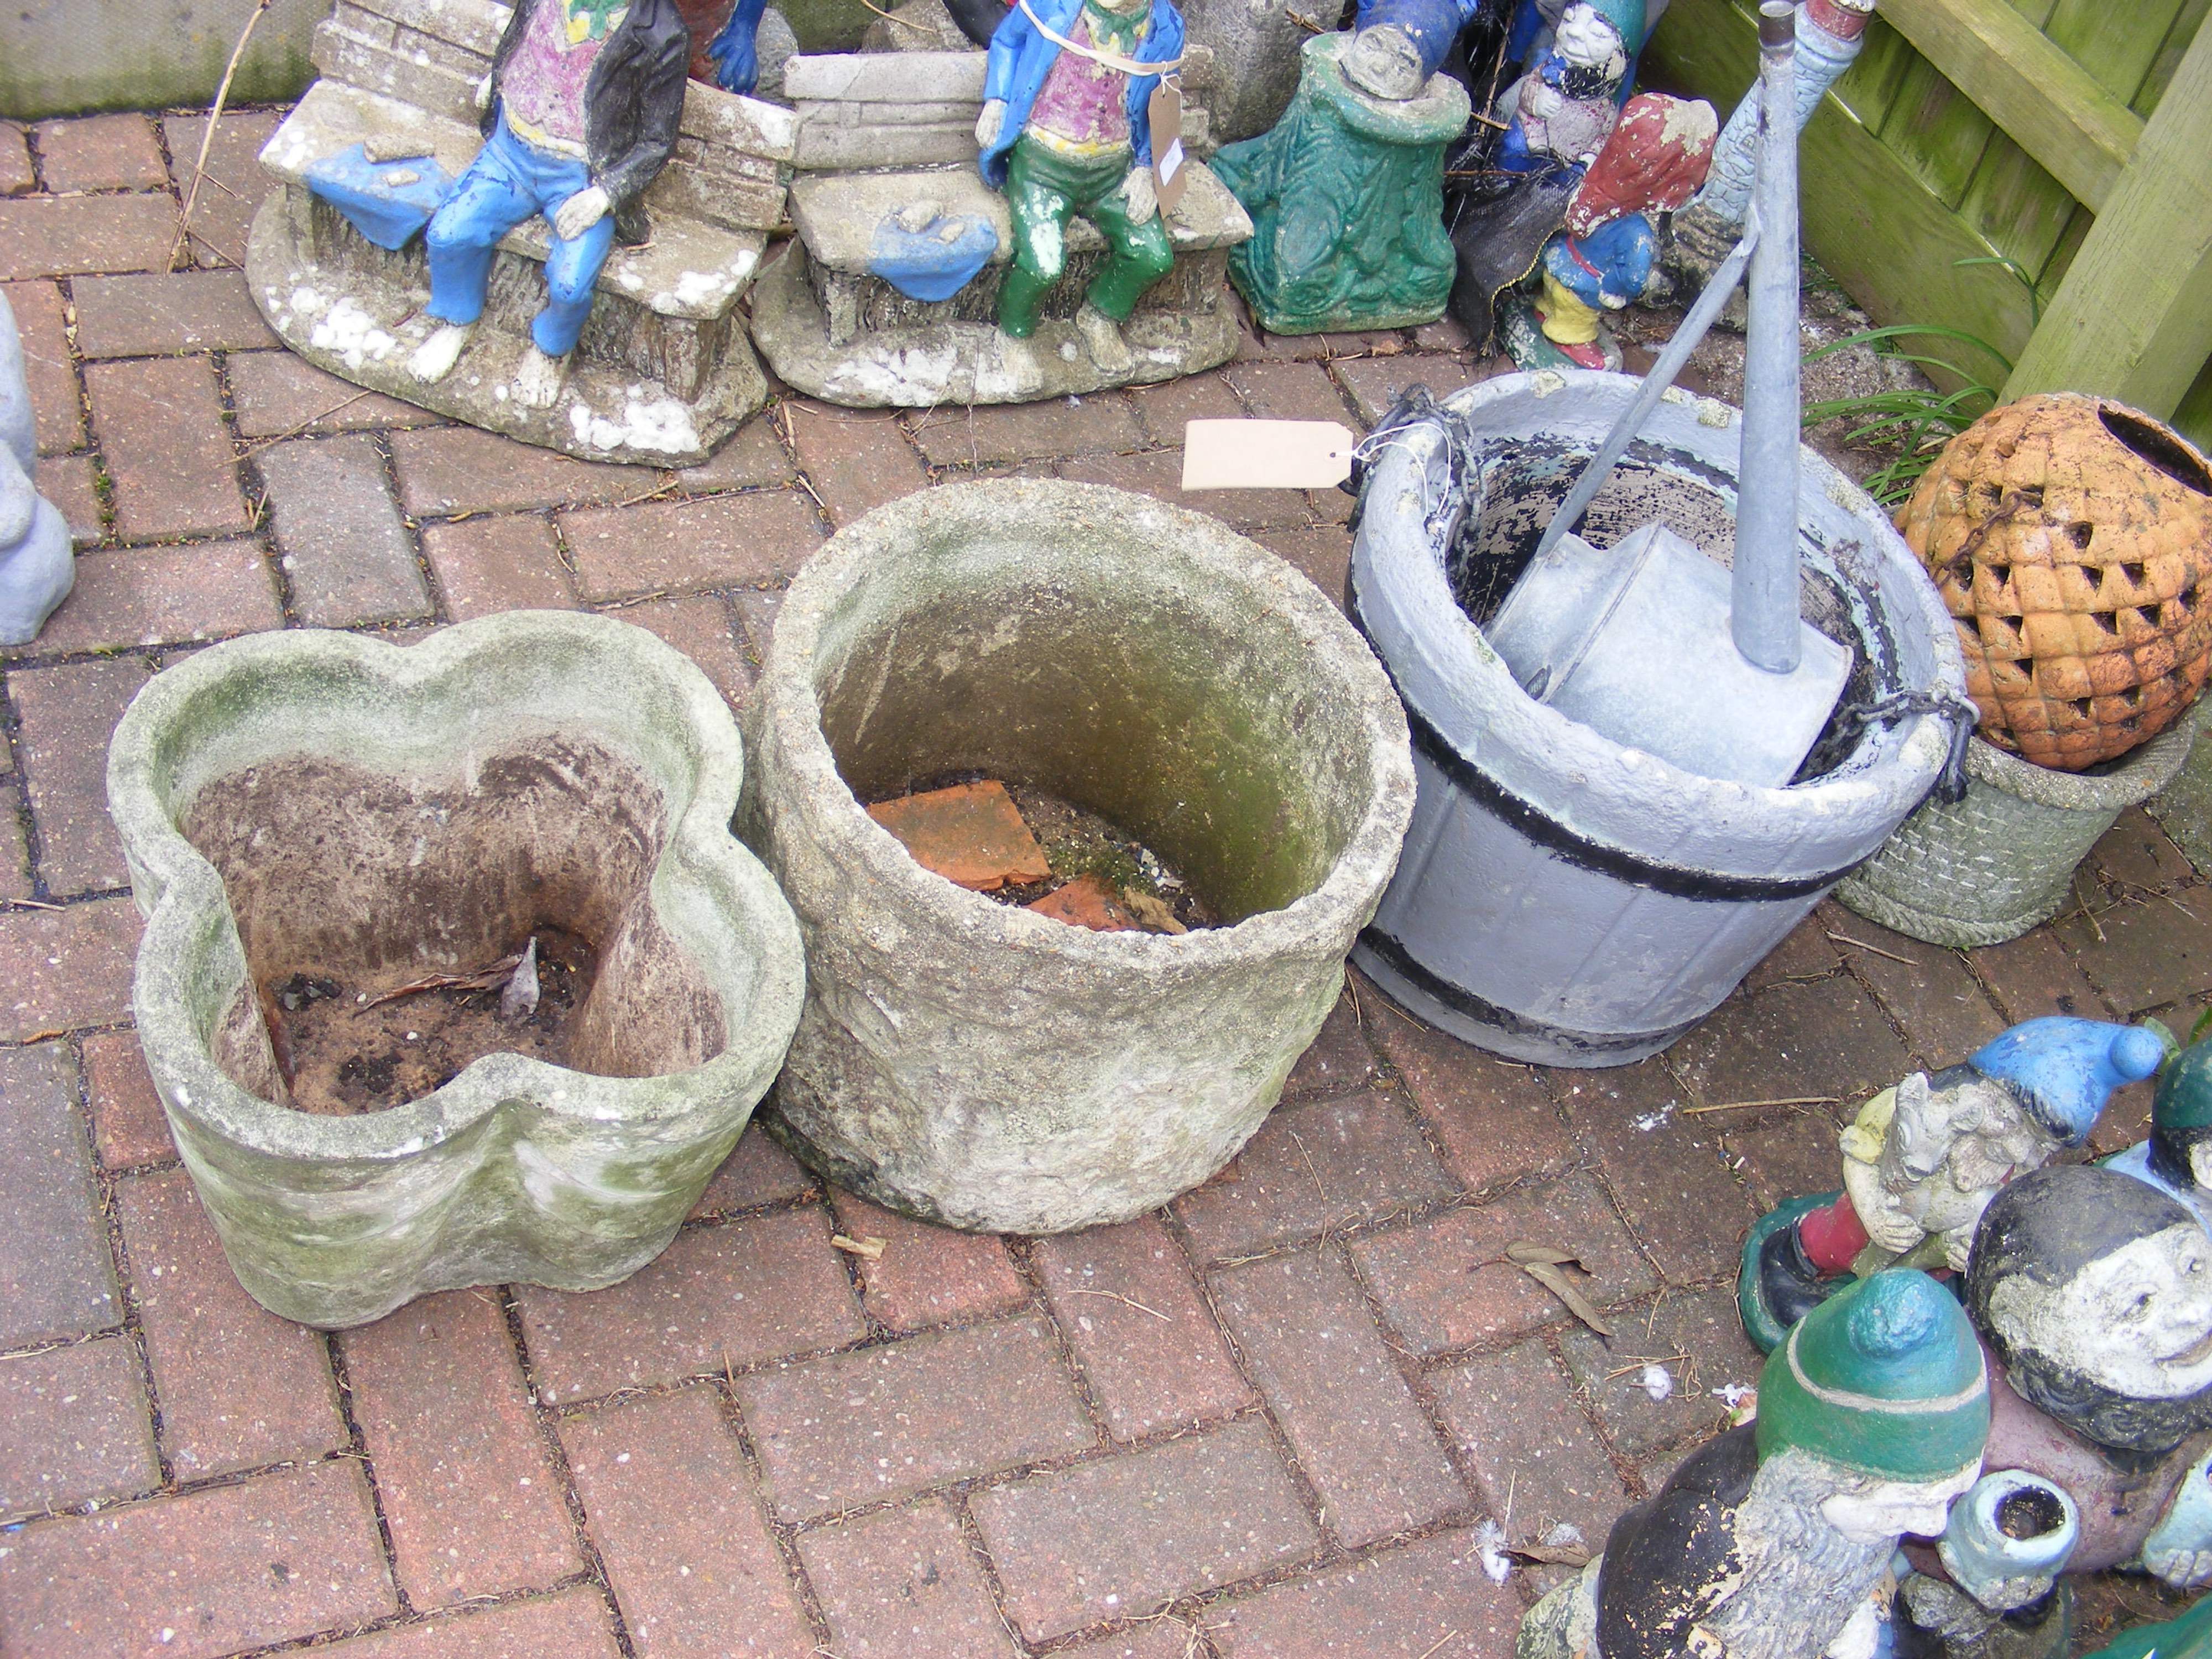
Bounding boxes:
[1898,393,2212,771]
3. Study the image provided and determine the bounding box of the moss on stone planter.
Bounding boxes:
[107,611,806,1328]
[742,479,1416,1233]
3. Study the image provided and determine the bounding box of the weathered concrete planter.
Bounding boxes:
[1837,724,2197,947]
[107,612,806,1328]
[741,479,1416,1233]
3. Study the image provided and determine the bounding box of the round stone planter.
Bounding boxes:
[1835,723,2198,948]
[106,612,806,1328]
[740,479,1416,1233]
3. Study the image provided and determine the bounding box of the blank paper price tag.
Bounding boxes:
[1149,78,1187,215]
[1182,419,1358,490]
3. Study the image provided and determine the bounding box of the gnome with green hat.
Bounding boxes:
[2103,1035,2212,1233]
[1520,1270,1987,1659]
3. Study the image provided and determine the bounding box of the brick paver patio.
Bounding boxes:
[2,109,2205,1657]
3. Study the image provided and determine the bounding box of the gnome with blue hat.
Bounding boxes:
[1740,1017,2168,1353]
[1520,1270,1989,1659]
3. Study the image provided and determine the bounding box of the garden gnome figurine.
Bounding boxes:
[409,0,691,410]
[0,289,72,647]
[1503,90,1715,368]
[1519,1269,1989,1659]
[1212,31,1469,335]
[2105,1034,2212,1232]
[1888,1166,2212,1653]
[975,0,1185,374]
[1740,1018,2168,1351]
[1443,0,1651,348]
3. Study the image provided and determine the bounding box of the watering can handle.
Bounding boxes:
[1531,216,1760,568]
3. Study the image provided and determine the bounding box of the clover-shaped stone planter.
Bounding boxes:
[741,479,1416,1234]
[107,612,806,1328]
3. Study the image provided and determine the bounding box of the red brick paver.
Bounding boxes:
[0,1042,120,1348]
[1034,1214,1255,1440]
[85,355,250,540]
[72,272,278,358]
[116,1168,347,1478]
[0,1333,158,1516]
[0,898,142,1040]
[800,1499,1020,1659]
[9,656,152,893]
[739,1314,1091,1520]
[0,1461,395,1659]
[516,1204,864,1401]
[972,1418,1320,1641]
[1212,1247,1466,1547]
[34,116,168,193]
[561,1387,815,1659]
[341,1290,578,1606]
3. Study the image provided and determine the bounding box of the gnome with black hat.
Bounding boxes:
[1740,1018,2167,1351]
[1520,1270,1989,1659]
[1887,1163,2212,1655]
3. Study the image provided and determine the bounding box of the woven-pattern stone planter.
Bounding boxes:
[740,479,1415,1234]
[107,612,806,1328]
[1837,724,2198,948]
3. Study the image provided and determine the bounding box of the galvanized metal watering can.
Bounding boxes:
[1487,0,1849,789]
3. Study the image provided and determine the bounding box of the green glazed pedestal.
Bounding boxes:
[1212,33,1469,336]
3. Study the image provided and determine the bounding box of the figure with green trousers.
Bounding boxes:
[974,0,1185,371]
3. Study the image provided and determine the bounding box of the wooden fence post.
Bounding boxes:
[2002,11,2212,419]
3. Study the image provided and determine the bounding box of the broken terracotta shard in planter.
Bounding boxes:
[106,611,806,1328]
[740,479,1416,1233]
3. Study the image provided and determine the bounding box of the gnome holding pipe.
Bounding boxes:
[408,0,690,410]
[1519,1270,1989,1659]
[974,0,1185,373]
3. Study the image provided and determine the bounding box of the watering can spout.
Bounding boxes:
[1732,0,1805,675]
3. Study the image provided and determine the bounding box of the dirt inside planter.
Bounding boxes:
[263,927,601,1115]
[867,774,1220,933]
[179,736,731,1115]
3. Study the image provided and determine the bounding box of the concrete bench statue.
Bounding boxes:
[747,21,1254,407]
[246,0,796,465]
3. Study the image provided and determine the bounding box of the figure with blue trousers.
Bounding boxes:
[974,0,1185,372]
[410,0,690,409]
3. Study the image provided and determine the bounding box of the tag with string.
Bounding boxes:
[1150,75,1187,214]
[1182,419,1359,489]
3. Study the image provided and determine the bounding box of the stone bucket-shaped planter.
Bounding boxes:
[742,479,1416,1233]
[107,612,806,1328]
[1835,724,2197,947]
[1350,371,1968,1066]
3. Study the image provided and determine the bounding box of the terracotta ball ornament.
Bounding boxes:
[1520,1270,1988,1659]
[1898,394,2212,771]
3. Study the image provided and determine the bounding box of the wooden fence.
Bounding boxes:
[1645,0,2212,446]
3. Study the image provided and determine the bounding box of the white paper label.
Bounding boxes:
[1158,138,1185,184]
[1181,419,1359,490]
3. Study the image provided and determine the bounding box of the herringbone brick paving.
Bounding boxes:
[0,108,2201,1656]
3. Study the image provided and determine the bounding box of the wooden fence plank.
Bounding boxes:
[2138,0,2212,109]
[1879,53,1999,210]
[2041,0,2187,104]
[1829,16,1921,126]
[1959,131,2077,277]
[1879,0,2143,207]
[1647,0,2034,378]
[2004,10,2212,415]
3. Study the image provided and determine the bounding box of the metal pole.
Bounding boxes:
[1733,0,1803,674]
[1532,220,1759,568]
